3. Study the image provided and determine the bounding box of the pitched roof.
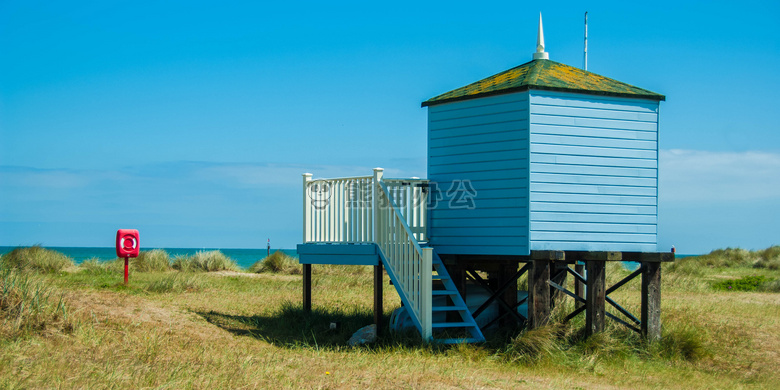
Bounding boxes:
[422,59,665,107]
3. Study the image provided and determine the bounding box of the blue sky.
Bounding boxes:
[1,0,779,253]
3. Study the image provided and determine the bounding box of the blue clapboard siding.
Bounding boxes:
[528,90,659,252]
[428,92,530,256]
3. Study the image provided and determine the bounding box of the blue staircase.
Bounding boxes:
[379,245,484,344]
[428,250,484,343]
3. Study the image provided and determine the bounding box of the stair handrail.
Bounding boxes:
[374,174,432,340]
[382,178,430,243]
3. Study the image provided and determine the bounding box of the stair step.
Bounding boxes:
[431,305,468,312]
[434,338,484,344]
[431,274,450,280]
[432,322,476,328]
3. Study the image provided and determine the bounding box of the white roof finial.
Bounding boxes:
[533,13,549,60]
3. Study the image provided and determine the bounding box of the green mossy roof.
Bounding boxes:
[422,59,665,107]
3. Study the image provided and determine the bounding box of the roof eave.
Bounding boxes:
[422,85,665,107]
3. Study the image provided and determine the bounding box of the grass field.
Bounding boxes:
[1,246,779,389]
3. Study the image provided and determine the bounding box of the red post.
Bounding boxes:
[116,229,139,286]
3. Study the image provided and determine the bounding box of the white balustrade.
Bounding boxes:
[302,168,433,339]
[302,170,429,244]
[302,174,374,243]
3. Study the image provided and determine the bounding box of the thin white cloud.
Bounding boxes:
[193,163,408,188]
[660,149,780,201]
[0,162,405,193]
[0,166,93,189]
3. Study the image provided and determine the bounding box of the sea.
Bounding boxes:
[0,246,298,271]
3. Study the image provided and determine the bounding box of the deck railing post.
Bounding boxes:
[373,168,383,243]
[421,247,433,341]
[302,173,312,243]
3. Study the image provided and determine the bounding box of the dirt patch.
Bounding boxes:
[65,290,229,341]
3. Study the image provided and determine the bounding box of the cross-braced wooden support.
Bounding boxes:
[542,251,672,340]
[466,263,529,329]
[402,251,671,340]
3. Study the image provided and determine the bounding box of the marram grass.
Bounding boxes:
[669,245,780,274]
[0,246,778,389]
[133,249,171,272]
[0,262,76,338]
[249,251,300,274]
[171,250,238,272]
[1,245,74,273]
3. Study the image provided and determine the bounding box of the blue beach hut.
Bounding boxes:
[297,16,670,343]
[423,44,665,256]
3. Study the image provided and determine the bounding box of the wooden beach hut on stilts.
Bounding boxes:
[297,14,673,344]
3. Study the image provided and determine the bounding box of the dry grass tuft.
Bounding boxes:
[249,251,300,274]
[670,246,780,275]
[1,246,74,273]
[759,278,780,292]
[171,250,238,272]
[145,273,204,293]
[79,257,120,274]
[0,262,76,338]
[134,249,171,272]
[503,324,562,364]
[755,246,780,270]
[656,324,710,361]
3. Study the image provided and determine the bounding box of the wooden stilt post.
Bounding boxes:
[374,263,384,334]
[641,261,662,341]
[303,264,312,313]
[528,259,551,329]
[574,263,585,310]
[585,260,606,336]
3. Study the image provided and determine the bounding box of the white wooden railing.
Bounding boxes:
[302,169,429,244]
[302,174,374,243]
[301,168,433,339]
[376,180,432,340]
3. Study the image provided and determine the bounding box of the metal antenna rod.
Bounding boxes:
[584,12,588,70]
